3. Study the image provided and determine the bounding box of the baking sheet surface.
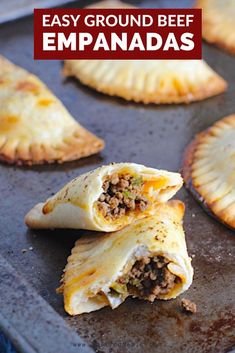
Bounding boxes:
[0,1,235,353]
[0,0,78,24]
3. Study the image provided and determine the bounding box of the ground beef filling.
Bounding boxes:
[118,256,180,302]
[97,173,149,219]
[181,298,197,314]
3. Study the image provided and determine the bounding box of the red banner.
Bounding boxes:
[34,8,201,60]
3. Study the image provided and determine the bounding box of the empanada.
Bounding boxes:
[182,114,235,229]
[60,200,193,315]
[63,1,227,104]
[196,0,235,55]
[25,163,183,232]
[0,56,104,165]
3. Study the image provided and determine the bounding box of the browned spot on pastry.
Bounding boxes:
[0,78,8,85]
[42,201,53,214]
[38,98,54,107]
[0,115,20,132]
[16,80,40,94]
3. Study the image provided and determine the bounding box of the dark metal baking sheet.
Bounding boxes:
[0,255,93,353]
[0,1,235,353]
[0,0,78,24]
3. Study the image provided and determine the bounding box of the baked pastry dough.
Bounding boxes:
[86,0,135,8]
[63,1,227,104]
[25,163,183,231]
[182,114,235,229]
[64,59,227,104]
[0,56,104,165]
[196,0,235,55]
[60,200,193,315]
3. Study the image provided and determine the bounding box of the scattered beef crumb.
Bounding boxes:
[181,298,197,314]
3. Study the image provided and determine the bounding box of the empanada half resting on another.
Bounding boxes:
[60,200,193,315]
[182,114,235,230]
[196,0,235,55]
[25,163,183,232]
[0,56,104,165]
[63,1,227,104]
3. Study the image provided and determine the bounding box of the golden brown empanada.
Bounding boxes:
[196,0,235,55]
[25,162,183,232]
[182,114,235,229]
[60,200,193,315]
[0,56,104,165]
[63,1,227,104]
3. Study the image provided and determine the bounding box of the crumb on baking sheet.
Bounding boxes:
[181,298,197,314]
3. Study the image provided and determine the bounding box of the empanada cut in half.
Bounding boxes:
[182,114,235,230]
[60,200,193,315]
[25,163,183,232]
[0,56,104,165]
[63,1,227,104]
[196,0,235,55]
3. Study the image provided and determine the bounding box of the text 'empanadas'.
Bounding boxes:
[196,0,235,55]
[25,163,182,232]
[63,1,227,104]
[60,200,193,315]
[0,56,104,165]
[182,114,235,230]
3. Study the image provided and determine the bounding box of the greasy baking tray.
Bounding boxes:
[0,1,235,353]
[0,0,78,24]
